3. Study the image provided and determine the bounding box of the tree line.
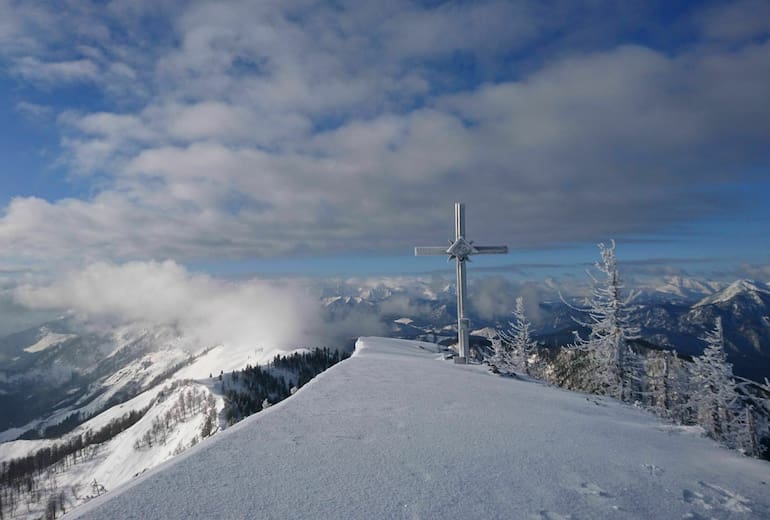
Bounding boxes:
[133,383,217,450]
[0,406,147,518]
[223,347,349,424]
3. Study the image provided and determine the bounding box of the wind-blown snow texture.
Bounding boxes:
[71,337,770,519]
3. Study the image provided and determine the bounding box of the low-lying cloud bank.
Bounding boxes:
[13,260,322,351]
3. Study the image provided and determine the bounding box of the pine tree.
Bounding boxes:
[731,404,760,457]
[645,350,692,423]
[688,318,740,444]
[498,297,538,375]
[570,240,640,401]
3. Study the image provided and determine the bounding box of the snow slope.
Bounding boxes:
[71,337,770,519]
[1,379,222,519]
[22,331,76,353]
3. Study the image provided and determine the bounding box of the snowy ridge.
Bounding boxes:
[71,337,770,520]
[22,331,76,353]
[695,279,770,308]
[652,276,723,301]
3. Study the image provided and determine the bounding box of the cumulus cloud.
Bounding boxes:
[378,294,437,319]
[468,277,554,326]
[13,260,322,350]
[735,263,770,281]
[0,0,768,267]
[12,57,100,84]
[15,101,52,120]
[697,0,770,42]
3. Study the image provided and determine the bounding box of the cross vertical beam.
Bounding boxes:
[454,203,470,362]
[414,202,508,364]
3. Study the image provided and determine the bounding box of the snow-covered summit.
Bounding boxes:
[695,279,770,308]
[652,275,723,301]
[71,337,770,519]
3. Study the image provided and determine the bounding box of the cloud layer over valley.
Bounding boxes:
[13,260,322,350]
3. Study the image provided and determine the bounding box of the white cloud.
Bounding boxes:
[0,0,768,268]
[381,1,541,58]
[66,111,150,139]
[166,101,256,142]
[12,56,100,83]
[15,101,52,120]
[14,260,321,350]
[697,0,770,42]
[736,263,770,281]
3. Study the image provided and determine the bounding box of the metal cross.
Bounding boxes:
[415,202,508,364]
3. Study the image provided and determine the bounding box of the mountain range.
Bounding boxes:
[323,276,770,382]
[1,276,769,519]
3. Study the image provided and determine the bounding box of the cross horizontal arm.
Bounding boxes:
[414,246,449,256]
[473,246,509,255]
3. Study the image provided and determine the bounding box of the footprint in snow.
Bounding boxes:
[579,482,612,498]
[682,480,753,517]
[537,510,571,520]
[641,463,664,477]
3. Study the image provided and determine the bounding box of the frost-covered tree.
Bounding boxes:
[688,318,741,444]
[485,331,511,374]
[485,297,538,375]
[643,350,692,422]
[498,297,538,375]
[731,404,760,457]
[570,240,640,401]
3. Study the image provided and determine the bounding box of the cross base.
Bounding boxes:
[454,356,467,365]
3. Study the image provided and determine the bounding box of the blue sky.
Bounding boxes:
[0,0,769,283]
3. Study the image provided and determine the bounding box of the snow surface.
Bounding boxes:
[71,337,770,519]
[22,331,76,353]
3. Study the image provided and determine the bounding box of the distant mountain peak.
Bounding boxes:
[652,276,722,301]
[694,279,770,308]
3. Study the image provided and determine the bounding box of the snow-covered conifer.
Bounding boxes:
[688,318,741,444]
[485,331,510,374]
[570,240,640,401]
[644,350,692,422]
[499,297,538,375]
[731,404,760,457]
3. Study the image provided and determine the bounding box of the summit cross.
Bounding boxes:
[415,202,508,364]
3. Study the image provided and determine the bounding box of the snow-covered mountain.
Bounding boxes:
[0,329,339,519]
[695,279,770,308]
[645,275,725,303]
[6,274,766,443]
[633,279,770,381]
[69,338,770,519]
[318,277,770,382]
[0,373,223,520]
[0,319,194,438]
[3,275,770,517]
[0,316,297,440]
